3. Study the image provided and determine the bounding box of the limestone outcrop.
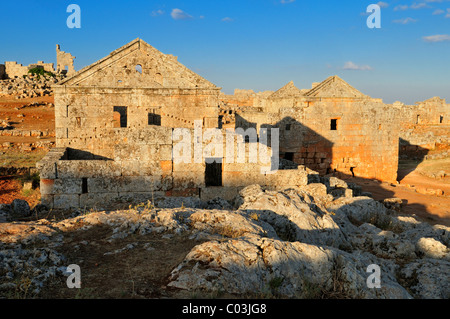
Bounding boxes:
[1,184,448,298]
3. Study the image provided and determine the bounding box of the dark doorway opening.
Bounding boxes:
[330,119,338,131]
[82,178,88,194]
[205,159,222,187]
[114,106,128,128]
[285,152,294,161]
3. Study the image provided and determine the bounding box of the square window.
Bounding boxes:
[330,119,338,131]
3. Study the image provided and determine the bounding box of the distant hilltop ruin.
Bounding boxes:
[0,45,76,80]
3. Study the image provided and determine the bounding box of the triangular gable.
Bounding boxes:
[58,38,218,89]
[305,75,367,98]
[268,81,304,99]
[419,96,445,104]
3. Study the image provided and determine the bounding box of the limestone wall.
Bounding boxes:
[31,61,55,73]
[53,86,220,159]
[4,61,29,78]
[234,97,400,182]
[394,98,450,158]
[3,60,55,79]
[37,130,310,209]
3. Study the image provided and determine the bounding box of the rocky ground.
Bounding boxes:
[0,182,448,299]
[0,73,64,100]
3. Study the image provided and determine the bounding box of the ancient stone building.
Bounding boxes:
[231,76,400,182]
[38,38,304,209]
[0,61,55,79]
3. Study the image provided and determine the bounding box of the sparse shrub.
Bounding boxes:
[28,67,55,78]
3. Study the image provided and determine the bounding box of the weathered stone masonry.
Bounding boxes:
[38,38,313,209]
[38,37,443,210]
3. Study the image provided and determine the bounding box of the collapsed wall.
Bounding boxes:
[394,98,450,159]
[56,44,76,76]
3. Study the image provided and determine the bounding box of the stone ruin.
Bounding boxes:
[36,38,449,210]
[0,45,76,100]
[56,45,76,76]
[0,44,75,80]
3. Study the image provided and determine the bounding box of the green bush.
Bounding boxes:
[28,67,55,78]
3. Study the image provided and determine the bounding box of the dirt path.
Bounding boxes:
[349,168,450,226]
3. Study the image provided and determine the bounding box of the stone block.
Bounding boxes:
[53,178,82,194]
[57,160,121,178]
[173,171,204,189]
[79,192,119,209]
[200,186,240,201]
[159,144,173,161]
[40,179,55,195]
[117,192,165,205]
[40,194,54,209]
[54,194,80,209]
[36,162,57,179]
[264,170,308,187]
[165,188,200,197]
[223,171,266,187]
[173,162,205,172]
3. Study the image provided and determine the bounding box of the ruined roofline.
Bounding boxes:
[267,80,305,99]
[57,38,142,85]
[389,96,448,108]
[415,96,446,105]
[57,38,218,89]
[304,75,369,99]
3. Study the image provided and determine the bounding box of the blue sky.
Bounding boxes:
[0,0,449,104]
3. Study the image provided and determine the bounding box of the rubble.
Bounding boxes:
[0,73,64,99]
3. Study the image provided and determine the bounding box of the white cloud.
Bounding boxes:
[446,8,450,18]
[393,17,418,24]
[410,2,430,9]
[432,9,445,14]
[171,8,193,20]
[221,17,234,22]
[151,10,164,17]
[393,2,435,11]
[394,4,409,11]
[377,1,389,8]
[280,0,295,3]
[422,34,450,42]
[342,61,373,71]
